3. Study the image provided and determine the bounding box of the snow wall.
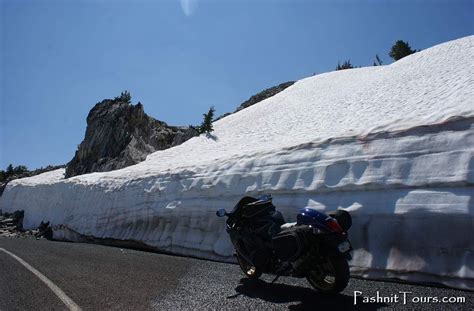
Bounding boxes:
[1,36,473,290]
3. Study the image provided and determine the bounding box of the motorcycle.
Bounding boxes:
[216,194,353,293]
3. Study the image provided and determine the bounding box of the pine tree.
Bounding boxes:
[115,90,132,104]
[13,165,28,175]
[389,40,416,61]
[199,106,215,134]
[373,54,383,66]
[336,60,354,71]
[6,164,14,175]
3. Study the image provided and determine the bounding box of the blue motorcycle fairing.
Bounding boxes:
[297,207,333,232]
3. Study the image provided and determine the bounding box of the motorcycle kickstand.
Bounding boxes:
[271,274,281,284]
[271,262,291,283]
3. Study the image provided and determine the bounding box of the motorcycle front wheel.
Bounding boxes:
[236,253,262,280]
[306,253,349,294]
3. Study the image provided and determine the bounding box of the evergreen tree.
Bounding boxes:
[13,165,28,175]
[114,90,132,104]
[199,106,215,134]
[6,164,14,175]
[389,40,416,61]
[373,54,383,66]
[336,60,354,71]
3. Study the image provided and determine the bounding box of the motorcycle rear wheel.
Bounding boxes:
[306,253,349,294]
[236,253,262,280]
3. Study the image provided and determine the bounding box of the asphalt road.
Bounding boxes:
[0,237,472,310]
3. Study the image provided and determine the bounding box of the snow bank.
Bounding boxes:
[1,36,473,289]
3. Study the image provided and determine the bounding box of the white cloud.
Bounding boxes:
[179,0,199,16]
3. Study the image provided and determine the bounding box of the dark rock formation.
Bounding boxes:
[0,210,24,236]
[236,81,295,111]
[36,221,53,240]
[65,99,198,178]
[215,81,295,121]
[0,212,54,239]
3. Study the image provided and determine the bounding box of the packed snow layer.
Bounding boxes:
[1,36,473,289]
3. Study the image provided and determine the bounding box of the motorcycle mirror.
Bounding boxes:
[216,209,227,217]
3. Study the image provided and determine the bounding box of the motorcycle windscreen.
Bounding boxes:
[230,196,259,214]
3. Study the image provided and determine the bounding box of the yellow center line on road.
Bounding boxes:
[0,247,82,311]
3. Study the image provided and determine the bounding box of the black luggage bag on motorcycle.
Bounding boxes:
[272,209,352,264]
[271,225,312,262]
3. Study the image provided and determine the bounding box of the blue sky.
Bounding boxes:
[1,0,472,169]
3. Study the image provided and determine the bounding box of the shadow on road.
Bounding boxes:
[230,278,388,310]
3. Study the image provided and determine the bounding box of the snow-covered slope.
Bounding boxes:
[1,36,473,289]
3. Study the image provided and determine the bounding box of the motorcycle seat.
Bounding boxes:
[280,222,297,230]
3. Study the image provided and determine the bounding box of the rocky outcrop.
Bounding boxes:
[65,99,198,178]
[0,210,24,236]
[235,81,295,111]
[215,81,295,121]
[0,211,53,239]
